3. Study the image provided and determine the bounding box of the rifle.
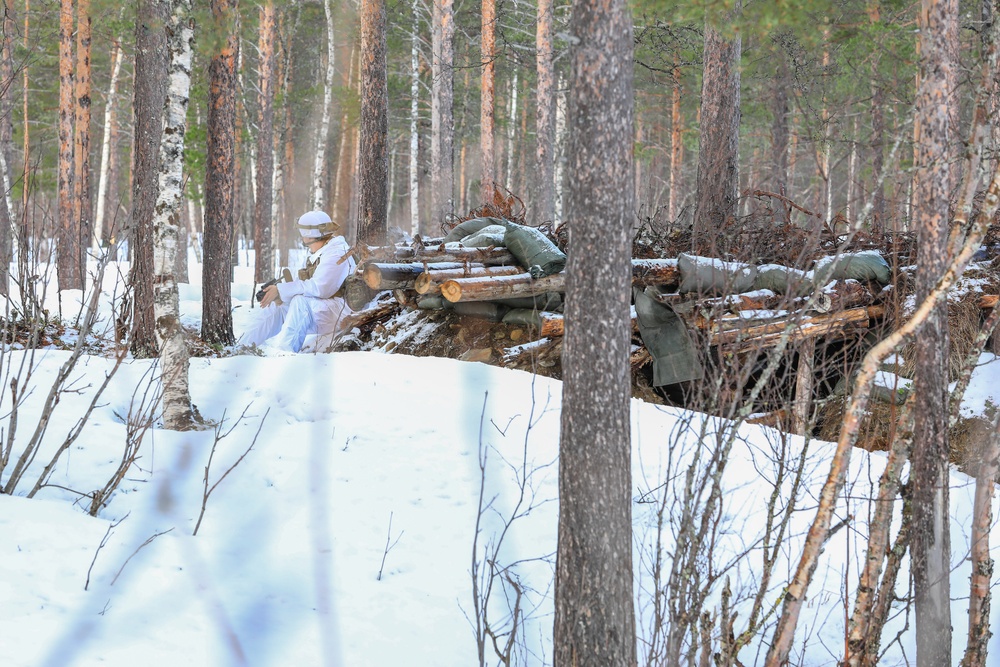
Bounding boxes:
[255,268,294,304]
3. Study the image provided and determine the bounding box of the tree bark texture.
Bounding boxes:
[668,56,683,223]
[57,0,80,291]
[130,0,168,357]
[692,10,741,255]
[409,0,420,235]
[479,0,496,202]
[311,0,335,211]
[201,0,238,346]
[357,0,388,246]
[535,0,555,223]
[912,0,955,663]
[155,0,197,430]
[73,0,92,264]
[254,0,276,283]
[430,0,454,233]
[0,1,15,295]
[553,0,636,665]
[94,45,122,250]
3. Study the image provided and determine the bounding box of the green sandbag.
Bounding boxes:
[812,250,891,285]
[502,308,542,327]
[753,264,812,296]
[442,217,508,242]
[502,221,567,278]
[453,301,509,322]
[677,253,757,295]
[634,287,704,386]
[496,292,563,311]
[417,295,451,310]
[460,224,507,248]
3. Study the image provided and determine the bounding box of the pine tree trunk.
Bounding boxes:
[254,0,276,283]
[668,56,683,223]
[129,0,168,357]
[409,0,420,235]
[357,0,387,245]
[201,0,238,345]
[479,0,496,201]
[73,0,92,263]
[691,9,741,255]
[57,0,80,291]
[430,0,454,232]
[505,71,517,190]
[535,0,555,223]
[94,45,122,250]
[912,0,955,663]
[553,1,636,665]
[333,43,358,230]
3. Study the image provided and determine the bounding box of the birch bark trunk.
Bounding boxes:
[94,45,122,251]
[155,0,197,430]
[0,1,15,295]
[311,0,335,211]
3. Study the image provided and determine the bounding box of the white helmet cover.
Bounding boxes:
[297,210,340,239]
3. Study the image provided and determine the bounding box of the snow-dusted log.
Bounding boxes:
[413,264,522,295]
[154,0,198,430]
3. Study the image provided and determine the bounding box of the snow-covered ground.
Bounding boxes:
[1,257,999,666]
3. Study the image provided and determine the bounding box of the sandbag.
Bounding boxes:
[453,301,509,322]
[502,308,542,327]
[502,222,567,278]
[753,264,812,297]
[496,292,563,311]
[416,295,451,310]
[634,287,704,386]
[460,224,507,248]
[677,253,757,295]
[812,250,891,286]
[442,217,508,242]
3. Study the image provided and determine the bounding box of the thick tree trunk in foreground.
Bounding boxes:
[201,0,238,346]
[912,1,955,664]
[155,0,197,430]
[57,0,79,291]
[130,0,168,357]
[692,9,741,255]
[356,0,387,246]
[553,0,636,665]
[254,0,276,283]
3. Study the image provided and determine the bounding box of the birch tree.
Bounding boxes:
[93,45,122,250]
[553,0,636,664]
[155,0,198,430]
[430,0,454,232]
[201,0,238,346]
[311,0,335,211]
[0,1,15,295]
[357,0,387,245]
[254,0,277,283]
[409,0,420,235]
